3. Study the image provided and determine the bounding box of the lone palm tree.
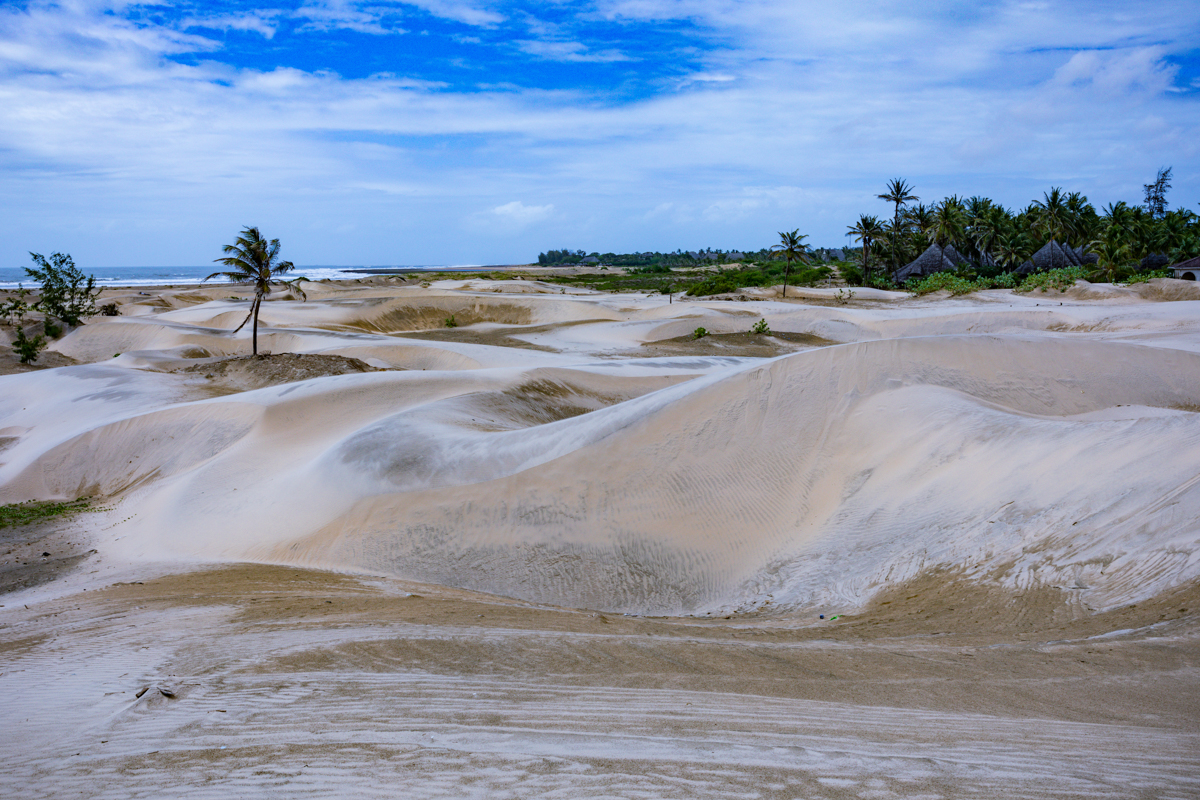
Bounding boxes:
[770,229,810,299]
[877,179,918,278]
[1034,188,1071,271]
[206,226,297,355]
[847,215,885,284]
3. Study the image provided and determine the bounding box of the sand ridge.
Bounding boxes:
[4,276,1200,798]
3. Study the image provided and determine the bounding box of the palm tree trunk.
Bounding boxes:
[893,204,900,278]
[251,294,262,356]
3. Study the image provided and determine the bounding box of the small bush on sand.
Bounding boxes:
[1,288,33,325]
[692,327,709,339]
[99,302,120,316]
[1015,266,1089,293]
[908,272,987,296]
[444,314,458,328]
[13,327,46,364]
[0,499,91,529]
[750,319,770,335]
[1123,268,1172,285]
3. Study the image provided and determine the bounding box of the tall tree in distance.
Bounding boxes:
[770,229,810,299]
[1144,167,1172,220]
[847,215,885,284]
[930,197,967,261]
[206,226,297,356]
[877,179,918,278]
[1034,187,1071,270]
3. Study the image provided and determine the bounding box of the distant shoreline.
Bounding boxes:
[341,265,527,274]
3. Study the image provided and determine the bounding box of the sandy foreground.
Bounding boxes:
[2,274,1200,798]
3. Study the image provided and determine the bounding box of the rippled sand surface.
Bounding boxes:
[2,276,1199,798]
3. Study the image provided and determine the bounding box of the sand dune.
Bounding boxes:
[5,278,1200,799]
[10,298,1200,615]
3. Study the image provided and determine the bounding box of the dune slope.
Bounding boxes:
[7,328,1199,615]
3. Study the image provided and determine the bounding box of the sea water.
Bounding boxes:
[0,264,490,290]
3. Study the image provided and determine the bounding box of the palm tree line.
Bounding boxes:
[847,172,1199,285]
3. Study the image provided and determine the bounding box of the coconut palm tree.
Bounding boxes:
[1034,188,1071,270]
[205,226,297,356]
[877,179,918,278]
[1087,237,1133,283]
[929,198,967,263]
[847,215,885,284]
[770,229,811,299]
[995,230,1033,272]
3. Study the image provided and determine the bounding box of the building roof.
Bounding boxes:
[894,243,968,283]
[1016,240,1097,275]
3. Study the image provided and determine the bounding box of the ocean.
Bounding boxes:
[0,264,492,290]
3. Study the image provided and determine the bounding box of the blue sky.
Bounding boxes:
[1,0,1198,266]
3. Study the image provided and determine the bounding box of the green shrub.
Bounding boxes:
[99,302,120,316]
[24,252,99,326]
[1123,268,1172,285]
[13,327,46,364]
[750,319,770,335]
[1,288,32,325]
[43,320,62,339]
[692,327,709,339]
[686,264,832,296]
[687,273,743,296]
[793,265,833,286]
[907,272,987,296]
[1015,266,1089,293]
[444,314,458,328]
[0,499,91,529]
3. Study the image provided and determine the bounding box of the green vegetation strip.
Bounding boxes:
[0,499,91,529]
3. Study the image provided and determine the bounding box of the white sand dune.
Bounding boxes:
[9,298,1200,614]
[6,278,1200,799]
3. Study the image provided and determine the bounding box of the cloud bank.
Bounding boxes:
[0,0,1197,265]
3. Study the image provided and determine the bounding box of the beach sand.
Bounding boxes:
[2,275,1199,798]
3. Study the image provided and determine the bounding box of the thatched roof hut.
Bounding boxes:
[894,244,969,283]
[1016,241,1097,275]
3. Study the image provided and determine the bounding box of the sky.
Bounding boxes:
[1,0,1198,266]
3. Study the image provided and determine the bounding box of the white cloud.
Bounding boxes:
[492,200,555,224]
[1051,48,1179,99]
[0,0,1197,266]
[181,12,282,39]
[294,1,399,34]
[404,0,504,27]
[516,40,633,62]
[680,72,735,85]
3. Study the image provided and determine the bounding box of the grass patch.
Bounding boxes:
[1014,266,1090,293]
[907,271,1019,296]
[907,272,990,296]
[0,499,92,529]
[685,264,831,296]
[1123,268,1172,285]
